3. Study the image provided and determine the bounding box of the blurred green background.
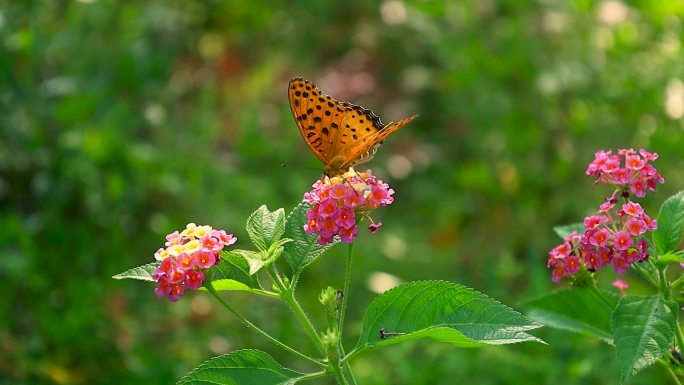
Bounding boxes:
[2,0,684,384]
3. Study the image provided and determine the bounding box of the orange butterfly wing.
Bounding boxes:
[288,77,416,176]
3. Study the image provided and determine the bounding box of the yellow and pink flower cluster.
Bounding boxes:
[152,223,236,301]
[303,168,394,245]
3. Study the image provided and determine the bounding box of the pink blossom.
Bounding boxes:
[302,168,395,245]
[184,270,205,290]
[618,148,635,156]
[584,215,606,229]
[612,168,630,184]
[338,226,359,243]
[335,208,356,229]
[642,214,657,230]
[344,194,366,208]
[630,178,647,198]
[318,198,339,218]
[329,184,353,200]
[613,279,629,295]
[368,222,383,233]
[152,224,236,302]
[639,149,658,161]
[177,253,196,270]
[613,231,633,251]
[602,157,620,173]
[625,218,647,236]
[551,264,565,283]
[611,252,631,274]
[589,228,610,247]
[599,200,616,212]
[622,202,643,217]
[625,155,645,170]
[564,255,581,275]
[165,231,182,246]
[168,284,185,302]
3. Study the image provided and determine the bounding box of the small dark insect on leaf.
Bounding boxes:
[379,328,406,340]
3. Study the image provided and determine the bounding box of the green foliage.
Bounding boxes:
[176,349,304,385]
[612,295,675,383]
[112,262,161,282]
[246,205,287,253]
[523,288,617,343]
[283,202,338,275]
[653,191,684,255]
[355,281,543,352]
[4,0,684,383]
[553,223,585,240]
[211,251,262,291]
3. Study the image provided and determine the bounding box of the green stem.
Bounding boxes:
[661,359,683,385]
[589,284,614,310]
[632,262,659,288]
[341,346,362,364]
[251,289,281,298]
[342,361,358,385]
[671,275,684,290]
[338,243,354,335]
[675,322,684,359]
[298,370,329,383]
[659,266,671,300]
[205,282,325,367]
[282,289,326,353]
[267,266,325,354]
[329,359,350,385]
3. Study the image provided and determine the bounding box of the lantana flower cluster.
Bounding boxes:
[303,168,394,245]
[152,223,236,301]
[548,149,664,282]
[586,148,664,197]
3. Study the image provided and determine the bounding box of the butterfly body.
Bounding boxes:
[288,77,416,176]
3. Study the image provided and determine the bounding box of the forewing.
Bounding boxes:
[289,76,416,172]
[289,77,332,165]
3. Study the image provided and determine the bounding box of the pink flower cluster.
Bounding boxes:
[152,223,236,301]
[547,199,656,282]
[303,168,394,245]
[586,149,664,197]
[549,148,662,283]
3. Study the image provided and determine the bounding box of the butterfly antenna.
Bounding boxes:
[281,162,324,174]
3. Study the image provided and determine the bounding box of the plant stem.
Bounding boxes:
[662,360,683,385]
[631,262,659,288]
[298,370,328,383]
[341,347,362,364]
[338,243,354,335]
[205,282,325,367]
[659,266,671,300]
[282,289,326,353]
[342,361,358,385]
[267,265,324,354]
[589,284,614,310]
[329,359,350,385]
[671,275,684,290]
[675,322,684,358]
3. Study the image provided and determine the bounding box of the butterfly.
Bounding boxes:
[288,77,417,176]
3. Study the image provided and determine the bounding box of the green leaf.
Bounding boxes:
[656,252,684,267]
[522,287,618,343]
[222,249,265,276]
[653,191,684,255]
[553,223,584,239]
[283,202,338,273]
[207,251,262,290]
[112,262,160,281]
[176,349,305,385]
[612,295,675,383]
[354,281,543,353]
[246,205,286,252]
